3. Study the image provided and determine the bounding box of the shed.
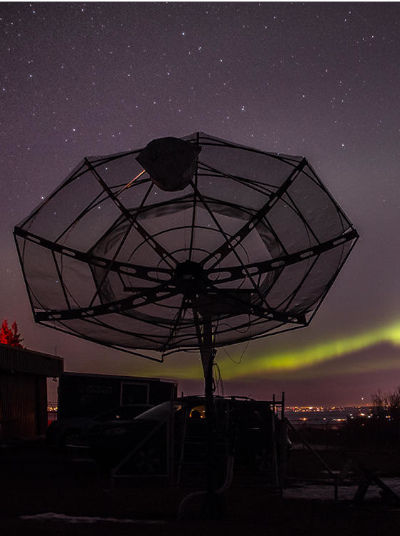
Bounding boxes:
[58,372,177,420]
[0,344,63,439]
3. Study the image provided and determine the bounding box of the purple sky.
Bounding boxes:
[2,2,400,405]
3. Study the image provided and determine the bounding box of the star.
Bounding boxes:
[1,1,399,405]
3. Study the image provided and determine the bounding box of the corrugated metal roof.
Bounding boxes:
[0,344,63,377]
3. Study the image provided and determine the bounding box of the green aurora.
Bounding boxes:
[152,320,400,381]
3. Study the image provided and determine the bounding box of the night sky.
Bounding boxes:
[2,1,400,405]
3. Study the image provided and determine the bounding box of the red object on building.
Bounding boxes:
[0,320,24,348]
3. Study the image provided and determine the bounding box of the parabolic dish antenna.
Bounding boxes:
[14,132,358,514]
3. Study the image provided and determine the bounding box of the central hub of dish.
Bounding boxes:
[173,260,208,296]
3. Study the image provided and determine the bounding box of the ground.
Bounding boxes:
[1,438,400,535]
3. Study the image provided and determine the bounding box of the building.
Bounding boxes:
[0,343,63,440]
[58,372,177,420]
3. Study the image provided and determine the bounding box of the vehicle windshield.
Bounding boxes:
[134,401,182,422]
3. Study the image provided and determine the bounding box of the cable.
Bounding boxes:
[221,339,250,365]
[213,361,224,397]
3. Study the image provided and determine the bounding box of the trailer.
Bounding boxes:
[58,372,177,420]
[47,372,177,447]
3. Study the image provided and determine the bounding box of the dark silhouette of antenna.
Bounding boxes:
[14,132,358,516]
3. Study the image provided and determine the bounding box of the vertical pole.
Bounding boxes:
[270,407,280,489]
[176,406,189,486]
[278,393,287,490]
[200,317,220,518]
[167,394,175,486]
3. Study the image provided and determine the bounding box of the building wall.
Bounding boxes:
[59,372,177,419]
[0,343,63,377]
[0,372,47,439]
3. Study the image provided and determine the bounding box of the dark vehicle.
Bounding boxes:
[88,396,283,481]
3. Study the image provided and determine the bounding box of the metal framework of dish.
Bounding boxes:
[14,132,358,361]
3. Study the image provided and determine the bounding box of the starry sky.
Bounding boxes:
[2,1,400,406]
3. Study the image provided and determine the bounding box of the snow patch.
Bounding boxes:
[284,478,400,501]
[20,512,165,524]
